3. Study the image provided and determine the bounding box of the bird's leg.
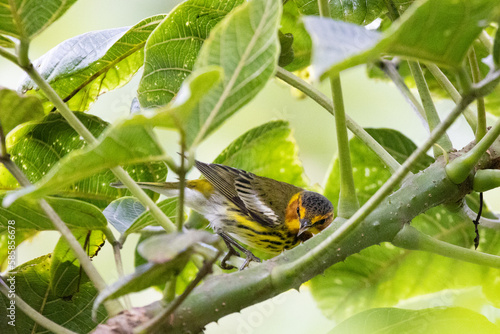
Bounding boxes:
[219,232,261,270]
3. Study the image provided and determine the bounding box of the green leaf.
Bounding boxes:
[0,0,77,39]
[184,0,281,146]
[329,307,500,334]
[50,230,105,297]
[494,26,500,68]
[324,128,433,206]
[138,0,243,108]
[214,120,309,187]
[126,197,178,235]
[295,0,386,25]
[20,15,165,112]
[281,0,312,71]
[304,0,500,80]
[0,195,107,233]
[365,128,434,172]
[313,128,500,320]
[103,197,146,234]
[3,112,168,206]
[0,88,44,134]
[138,230,218,263]
[120,67,222,131]
[0,255,107,334]
[278,31,294,67]
[0,35,15,48]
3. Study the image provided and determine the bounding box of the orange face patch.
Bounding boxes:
[284,192,302,234]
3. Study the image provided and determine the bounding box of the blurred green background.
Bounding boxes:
[1,1,499,333]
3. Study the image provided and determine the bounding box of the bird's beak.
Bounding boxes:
[298,219,311,236]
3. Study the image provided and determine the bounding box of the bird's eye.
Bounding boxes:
[296,206,300,218]
[315,218,326,226]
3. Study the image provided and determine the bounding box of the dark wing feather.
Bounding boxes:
[195,161,292,226]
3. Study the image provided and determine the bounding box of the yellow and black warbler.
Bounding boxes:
[112,161,334,269]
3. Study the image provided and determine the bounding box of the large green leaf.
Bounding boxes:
[2,67,220,207]
[2,112,167,208]
[184,0,281,146]
[0,255,107,334]
[50,230,105,297]
[0,0,77,39]
[0,195,107,233]
[214,120,309,187]
[138,0,243,108]
[0,88,44,134]
[281,0,312,71]
[20,15,165,112]
[312,128,500,321]
[295,0,385,25]
[323,128,433,206]
[329,307,500,334]
[304,0,500,80]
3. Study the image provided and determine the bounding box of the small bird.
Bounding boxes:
[111,160,334,269]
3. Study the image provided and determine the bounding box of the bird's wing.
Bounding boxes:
[195,161,283,226]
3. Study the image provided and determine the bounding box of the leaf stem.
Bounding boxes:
[426,64,477,132]
[379,60,426,120]
[318,0,359,217]
[276,67,401,174]
[0,46,19,65]
[103,227,131,309]
[0,278,78,334]
[480,30,493,51]
[446,116,500,184]
[14,47,176,233]
[177,134,187,231]
[295,93,476,269]
[408,61,453,156]
[330,75,359,216]
[468,48,487,141]
[393,224,500,268]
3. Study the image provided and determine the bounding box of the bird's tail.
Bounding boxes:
[110,181,180,197]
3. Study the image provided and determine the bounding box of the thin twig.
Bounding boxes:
[276,67,402,174]
[468,47,487,141]
[136,250,222,333]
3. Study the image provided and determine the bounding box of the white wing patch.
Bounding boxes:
[234,178,280,225]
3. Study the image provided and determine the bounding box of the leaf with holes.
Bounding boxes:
[0,255,107,334]
[295,0,385,26]
[2,112,167,208]
[50,230,105,297]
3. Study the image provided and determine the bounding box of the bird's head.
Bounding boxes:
[295,191,334,237]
